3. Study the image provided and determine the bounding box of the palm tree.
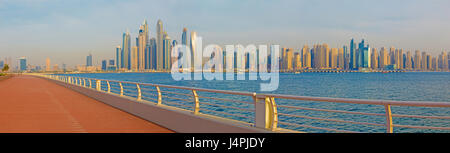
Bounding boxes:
[2,64,9,72]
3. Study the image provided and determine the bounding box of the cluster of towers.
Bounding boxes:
[115,19,197,72]
[280,39,449,72]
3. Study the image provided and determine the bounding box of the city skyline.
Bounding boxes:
[1,0,450,68]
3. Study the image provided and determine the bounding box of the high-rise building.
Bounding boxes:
[440,51,448,71]
[102,60,107,71]
[414,50,421,70]
[358,40,370,68]
[421,52,427,70]
[301,45,309,68]
[281,48,287,70]
[371,48,378,69]
[156,20,164,71]
[380,47,388,68]
[86,54,93,67]
[45,58,51,72]
[389,47,395,66]
[343,46,349,70]
[122,30,131,70]
[330,48,338,68]
[304,49,311,69]
[294,52,301,70]
[350,39,357,69]
[338,48,344,69]
[426,54,432,70]
[116,46,121,69]
[149,38,157,70]
[182,28,188,46]
[286,48,293,71]
[163,32,172,70]
[137,21,147,70]
[18,57,27,71]
[131,46,138,71]
[405,51,412,70]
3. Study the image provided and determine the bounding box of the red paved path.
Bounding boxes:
[0,75,174,133]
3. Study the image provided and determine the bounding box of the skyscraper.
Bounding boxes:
[294,52,301,70]
[350,39,357,69]
[414,50,421,70]
[131,46,138,71]
[371,48,378,69]
[338,48,344,69]
[149,38,157,70]
[18,57,27,71]
[301,45,309,68]
[330,48,338,68]
[358,40,370,68]
[86,54,93,67]
[163,32,172,70]
[380,47,388,68]
[116,46,121,69]
[137,23,147,70]
[122,30,131,70]
[156,20,164,71]
[422,52,427,70]
[182,28,188,46]
[102,60,107,71]
[286,48,293,71]
[405,51,412,70]
[45,58,51,72]
[343,46,349,70]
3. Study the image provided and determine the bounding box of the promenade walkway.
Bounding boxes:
[0,75,174,133]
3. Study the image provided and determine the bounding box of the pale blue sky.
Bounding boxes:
[1,0,449,67]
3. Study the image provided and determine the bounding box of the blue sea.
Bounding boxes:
[57,72,450,133]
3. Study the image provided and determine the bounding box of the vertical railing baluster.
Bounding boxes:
[107,81,111,93]
[119,82,123,96]
[384,105,393,133]
[192,90,200,114]
[89,79,92,88]
[96,80,101,91]
[136,83,141,101]
[269,97,278,131]
[156,86,162,105]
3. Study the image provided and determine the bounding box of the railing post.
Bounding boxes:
[78,78,81,86]
[136,83,141,101]
[192,90,200,115]
[119,82,124,96]
[89,79,92,88]
[83,79,86,87]
[107,81,111,93]
[96,80,101,91]
[156,86,162,105]
[384,105,393,133]
[254,94,278,131]
[68,77,72,84]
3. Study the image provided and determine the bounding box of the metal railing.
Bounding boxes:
[38,74,450,133]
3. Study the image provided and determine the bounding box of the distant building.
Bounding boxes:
[18,57,27,71]
[46,58,51,71]
[102,60,107,71]
[86,54,93,67]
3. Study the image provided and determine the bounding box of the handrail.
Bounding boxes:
[36,74,450,133]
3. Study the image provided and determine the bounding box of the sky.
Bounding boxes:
[1,0,450,68]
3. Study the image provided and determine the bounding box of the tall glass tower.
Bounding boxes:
[86,54,93,67]
[122,30,131,70]
[156,20,164,71]
[350,39,357,70]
